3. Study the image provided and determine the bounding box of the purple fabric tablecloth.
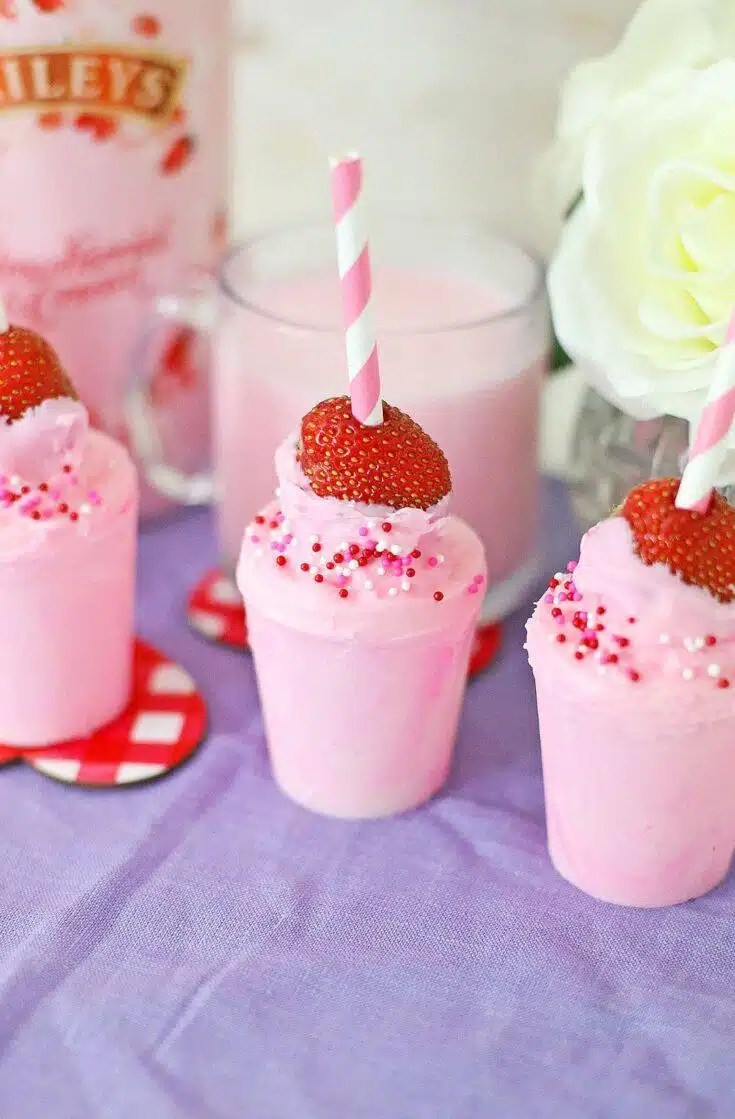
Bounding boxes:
[1,479,734,1119]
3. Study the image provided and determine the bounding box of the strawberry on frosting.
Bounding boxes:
[621,478,735,604]
[0,323,88,480]
[298,395,451,512]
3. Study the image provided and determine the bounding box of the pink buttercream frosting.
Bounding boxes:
[0,399,136,561]
[238,433,485,640]
[526,515,735,711]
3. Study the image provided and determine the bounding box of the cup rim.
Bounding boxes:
[218,215,546,336]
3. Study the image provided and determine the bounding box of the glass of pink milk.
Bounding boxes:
[214,218,547,620]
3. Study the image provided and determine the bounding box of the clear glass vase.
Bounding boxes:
[566,388,735,531]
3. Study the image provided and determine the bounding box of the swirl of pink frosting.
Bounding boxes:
[526,515,735,696]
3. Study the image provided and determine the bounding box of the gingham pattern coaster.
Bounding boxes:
[14,640,207,788]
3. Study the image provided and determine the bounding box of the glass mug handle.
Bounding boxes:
[124,292,217,505]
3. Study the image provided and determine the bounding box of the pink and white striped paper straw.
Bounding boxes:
[330,154,383,426]
[677,311,735,512]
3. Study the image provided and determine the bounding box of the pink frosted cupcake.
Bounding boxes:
[0,321,137,747]
[526,477,735,907]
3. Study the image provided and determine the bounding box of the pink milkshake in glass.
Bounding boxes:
[217,219,546,621]
[237,396,486,819]
[0,318,137,747]
[526,478,735,907]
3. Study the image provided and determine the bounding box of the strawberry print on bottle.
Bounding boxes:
[0,0,231,517]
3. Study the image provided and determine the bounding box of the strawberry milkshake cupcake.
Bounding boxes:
[237,396,486,819]
[0,321,138,747]
[526,478,735,907]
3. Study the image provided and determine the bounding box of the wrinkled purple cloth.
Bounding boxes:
[0,480,734,1119]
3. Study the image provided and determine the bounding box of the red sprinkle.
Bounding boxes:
[314,574,324,584]
[349,544,360,556]
[582,636,598,650]
[312,543,322,553]
[339,588,349,598]
[433,591,444,602]
[406,568,416,578]
[628,670,640,682]
[551,607,562,618]
[300,563,310,572]
[628,617,637,624]
[31,511,41,520]
[556,634,566,644]
[596,606,606,615]
[549,578,559,589]
[602,653,618,665]
[382,522,392,533]
[276,555,287,567]
[58,503,69,514]
[705,635,717,647]
[69,512,79,522]
[614,636,630,648]
[333,553,344,564]
[717,678,730,689]
[412,550,421,559]
[269,520,279,529]
[62,465,72,473]
[574,651,584,660]
[326,562,335,570]
[38,483,48,492]
[20,486,30,495]
[255,515,265,524]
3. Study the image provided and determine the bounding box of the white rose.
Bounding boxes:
[537,0,734,224]
[548,62,735,479]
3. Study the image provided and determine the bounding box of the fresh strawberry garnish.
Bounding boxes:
[621,477,735,603]
[299,395,451,511]
[0,325,78,424]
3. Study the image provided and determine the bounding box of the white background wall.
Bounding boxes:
[232,0,640,252]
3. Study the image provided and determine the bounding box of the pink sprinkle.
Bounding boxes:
[49,488,61,501]
[88,490,102,506]
[250,534,260,544]
[275,513,285,524]
[270,541,281,551]
[428,557,438,568]
[337,575,348,588]
[567,561,577,572]
[42,509,53,520]
[282,533,293,545]
[572,593,582,602]
[469,584,479,594]
[359,527,368,537]
[555,616,565,625]
[544,594,554,604]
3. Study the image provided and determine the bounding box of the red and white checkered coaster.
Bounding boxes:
[0,640,207,787]
[187,568,502,678]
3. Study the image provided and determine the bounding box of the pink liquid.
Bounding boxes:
[215,266,544,610]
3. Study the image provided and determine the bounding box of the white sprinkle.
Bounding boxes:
[401,580,411,592]
[367,520,377,529]
[708,664,721,678]
[376,543,386,553]
[282,520,291,532]
[340,541,349,551]
[310,535,319,544]
[682,668,694,681]
[659,633,670,645]
[364,580,374,591]
[377,567,386,576]
[683,637,699,653]
[693,637,706,651]
[342,567,351,578]
[388,587,398,597]
[349,560,359,570]
[436,554,445,565]
[79,503,92,515]
[390,545,402,555]
[290,537,298,547]
[275,487,281,497]
[310,566,318,576]
[10,475,19,487]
